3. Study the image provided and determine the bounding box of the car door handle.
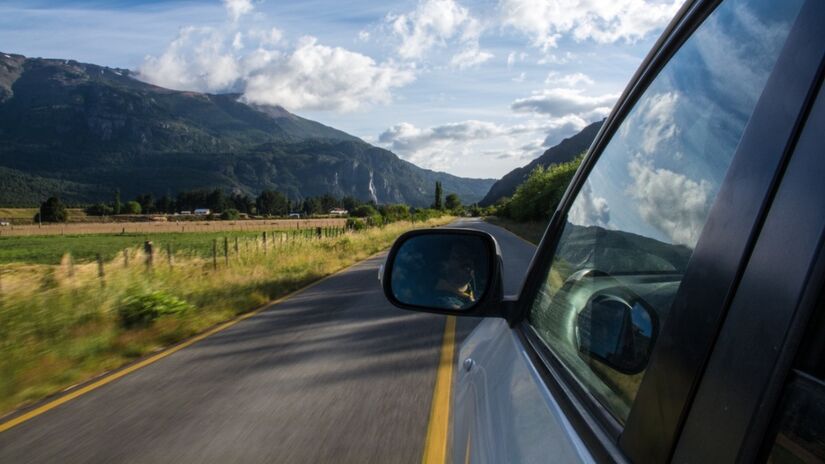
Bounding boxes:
[463,358,476,372]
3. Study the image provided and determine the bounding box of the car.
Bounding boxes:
[380,0,825,462]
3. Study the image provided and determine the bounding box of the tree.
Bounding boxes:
[206,189,227,212]
[433,181,443,210]
[230,193,254,214]
[85,203,113,216]
[35,196,68,223]
[341,196,361,212]
[113,189,122,215]
[301,197,323,216]
[445,193,461,210]
[157,195,174,214]
[256,190,288,216]
[351,204,379,217]
[135,193,155,214]
[221,209,240,220]
[125,201,142,215]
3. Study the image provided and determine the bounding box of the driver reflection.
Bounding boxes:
[433,242,476,309]
[391,236,487,310]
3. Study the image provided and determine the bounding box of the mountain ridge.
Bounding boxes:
[479,120,604,206]
[0,52,494,207]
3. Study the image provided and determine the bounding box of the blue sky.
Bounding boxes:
[0,0,684,178]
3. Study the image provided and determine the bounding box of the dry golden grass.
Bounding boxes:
[0,217,452,416]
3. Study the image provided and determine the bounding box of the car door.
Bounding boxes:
[453,0,816,462]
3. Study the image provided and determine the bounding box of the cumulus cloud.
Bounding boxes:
[242,37,415,111]
[569,181,610,227]
[511,88,617,118]
[627,157,711,246]
[377,117,583,171]
[545,71,594,87]
[387,0,492,68]
[223,0,254,23]
[499,0,683,50]
[139,4,414,112]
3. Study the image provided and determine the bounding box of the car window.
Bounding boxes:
[764,292,825,462]
[527,0,804,423]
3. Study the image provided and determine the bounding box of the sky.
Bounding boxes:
[0,0,685,179]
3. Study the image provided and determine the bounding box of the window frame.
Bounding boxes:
[505,0,824,461]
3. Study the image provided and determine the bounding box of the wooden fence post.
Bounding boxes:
[123,249,129,267]
[263,231,268,255]
[224,237,229,266]
[144,241,154,270]
[234,237,239,256]
[212,239,217,270]
[96,253,105,287]
[167,243,173,267]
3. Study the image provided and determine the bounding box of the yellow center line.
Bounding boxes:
[422,315,457,464]
[0,256,378,434]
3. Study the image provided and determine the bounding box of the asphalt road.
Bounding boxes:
[0,218,537,463]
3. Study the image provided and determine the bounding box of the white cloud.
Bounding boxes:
[242,36,415,112]
[357,30,371,42]
[387,0,492,67]
[624,91,679,154]
[223,0,254,23]
[377,117,582,171]
[499,0,683,50]
[506,51,528,68]
[511,87,617,118]
[627,156,711,246]
[545,71,594,87]
[569,181,610,227]
[139,7,414,113]
[450,46,494,69]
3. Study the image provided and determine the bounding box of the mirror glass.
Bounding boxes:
[390,234,491,310]
[575,294,655,374]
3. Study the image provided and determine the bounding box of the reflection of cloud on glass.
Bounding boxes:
[627,156,710,247]
[569,181,610,228]
[621,91,679,155]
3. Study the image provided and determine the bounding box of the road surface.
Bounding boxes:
[0,219,537,463]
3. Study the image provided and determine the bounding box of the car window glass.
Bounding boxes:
[527,0,803,423]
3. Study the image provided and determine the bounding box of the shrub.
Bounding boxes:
[220,208,240,220]
[34,196,68,223]
[117,290,193,328]
[346,217,366,231]
[351,204,379,218]
[445,193,461,210]
[85,203,114,216]
[379,204,410,223]
[506,154,583,222]
[125,201,142,215]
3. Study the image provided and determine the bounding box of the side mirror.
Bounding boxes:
[381,228,506,317]
[575,292,658,374]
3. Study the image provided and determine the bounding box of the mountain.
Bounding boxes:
[0,52,494,207]
[479,120,604,206]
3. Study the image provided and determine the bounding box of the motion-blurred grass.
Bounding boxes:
[0,217,452,416]
[0,229,320,265]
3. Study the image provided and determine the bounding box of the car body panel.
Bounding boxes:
[454,318,594,464]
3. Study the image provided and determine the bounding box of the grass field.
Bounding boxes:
[0,228,345,265]
[0,217,452,416]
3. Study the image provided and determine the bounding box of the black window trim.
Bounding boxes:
[503,0,822,462]
[674,57,825,462]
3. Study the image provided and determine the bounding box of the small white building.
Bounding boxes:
[194,208,211,216]
[329,208,348,216]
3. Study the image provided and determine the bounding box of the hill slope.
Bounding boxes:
[479,120,604,206]
[0,52,494,206]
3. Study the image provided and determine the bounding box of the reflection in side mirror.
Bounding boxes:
[575,293,657,374]
[386,231,494,311]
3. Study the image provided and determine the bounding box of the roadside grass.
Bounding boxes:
[484,216,548,245]
[0,217,452,416]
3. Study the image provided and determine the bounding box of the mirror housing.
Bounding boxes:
[575,291,658,374]
[381,228,507,318]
